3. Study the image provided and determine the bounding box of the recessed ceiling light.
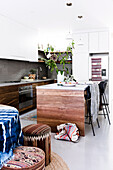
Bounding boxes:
[78,16,83,19]
[66,2,72,6]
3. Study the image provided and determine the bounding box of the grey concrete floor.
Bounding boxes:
[20,109,113,170]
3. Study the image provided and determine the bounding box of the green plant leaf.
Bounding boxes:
[56,69,59,74]
[66,67,68,71]
[60,70,64,75]
[67,70,69,74]
[72,40,75,49]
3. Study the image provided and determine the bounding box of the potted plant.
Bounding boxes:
[29,69,36,80]
[40,40,75,83]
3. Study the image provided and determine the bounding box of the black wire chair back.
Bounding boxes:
[98,80,111,125]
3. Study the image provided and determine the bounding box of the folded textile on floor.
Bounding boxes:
[54,123,80,142]
[0,105,23,168]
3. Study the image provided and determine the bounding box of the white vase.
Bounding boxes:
[57,71,64,83]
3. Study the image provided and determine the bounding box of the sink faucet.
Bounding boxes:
[36,69,39,79]
[37,67,42,79]
[39,67,42,72]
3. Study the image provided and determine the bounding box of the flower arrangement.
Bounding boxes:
[64,75,76,83]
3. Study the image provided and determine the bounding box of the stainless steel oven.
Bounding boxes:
[19,85,33,110]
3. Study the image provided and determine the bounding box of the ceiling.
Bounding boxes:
[0,0,113,33]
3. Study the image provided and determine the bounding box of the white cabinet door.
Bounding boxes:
[89,31,109,53]
[89,32,98,53]
[74,33,88,53]
[0,15,38,62]
[99,31,109,53]
[72,52,89,81]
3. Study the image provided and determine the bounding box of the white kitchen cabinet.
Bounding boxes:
[89,31,109,53]
[73,33,88,53]
[99,32,109,53]
[89,32,98,53]
[72,33,89,81]
[0,15,38,62]
[72,52,89,81]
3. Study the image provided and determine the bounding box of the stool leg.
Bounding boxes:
[103,94,111,125]
[90,118,95,136]
[102,95,106,119]
[89,111,95,136]
[106,113,111,125]
[45,137,49,166]
[104,93,110,113]
[97,118,100,128]
[105,104,111,125]
[49,135,51,163]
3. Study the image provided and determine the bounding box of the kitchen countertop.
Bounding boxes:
[0,79,54,87]
[36,83,88,91]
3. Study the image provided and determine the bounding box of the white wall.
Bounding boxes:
[72,52,89,81]
[109,31,113,112]
[0,15,38,61]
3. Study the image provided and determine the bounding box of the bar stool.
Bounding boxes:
[98,80,111,125]
[85,86,100,136]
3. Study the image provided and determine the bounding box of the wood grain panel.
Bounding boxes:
[37,108,84,121]
[0,85,18,94]
[0,80,54,113]
[37,117,84,136]
[37,96,84,108]
[37,88,85,136]
[33,80,54,108]
[0,91,19,109]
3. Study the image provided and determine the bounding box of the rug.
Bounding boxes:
[20,112,37,121]
[45,152,69,170]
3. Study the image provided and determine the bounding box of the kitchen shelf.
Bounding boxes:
[56,60,72,64]
[38,50,72,54]
[38,50,72,64]
[37,60,45,63]
[38,58,72,64]
[50,51,72,54]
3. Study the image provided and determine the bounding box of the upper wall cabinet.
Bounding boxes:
[89,31,109,53]
[0,15,38,62]
[73,33,88,53]
[99,32,109,52]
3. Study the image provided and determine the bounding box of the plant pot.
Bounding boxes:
[57,71,64,83]
[29,74,36,80]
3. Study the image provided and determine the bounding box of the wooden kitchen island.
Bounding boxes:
[36,83,88,136]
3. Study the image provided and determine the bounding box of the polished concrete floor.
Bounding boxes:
[20,108,113,170]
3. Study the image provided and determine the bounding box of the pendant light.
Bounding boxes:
[66,31,72,40]
[65,0,73,40]
[66,0,72,7]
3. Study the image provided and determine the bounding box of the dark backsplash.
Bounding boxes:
[0,59,48,83]
[0,58,72,83]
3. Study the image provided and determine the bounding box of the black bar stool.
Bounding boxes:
[98,80,111,125]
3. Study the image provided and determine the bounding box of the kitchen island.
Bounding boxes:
[36,83,88,136]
